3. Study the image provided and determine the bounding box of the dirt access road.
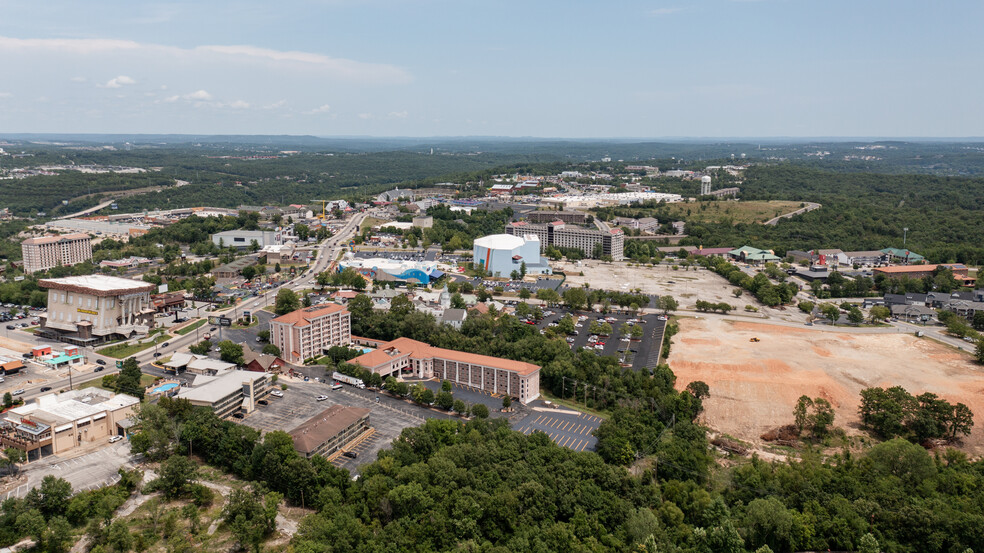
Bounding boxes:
[670,316,984,455]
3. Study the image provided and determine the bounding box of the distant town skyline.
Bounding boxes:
[0,0,981,137]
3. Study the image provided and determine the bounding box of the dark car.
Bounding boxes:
[96,359,106,365]
[342,451,358,459]
[153,352,161,357]
[5,325,13,330]
[257,399,268,406]
[94,366,104,372]
[210,327,217,332]
[161,342,170,347]
[39,386,52,392]
[232,413,245,419]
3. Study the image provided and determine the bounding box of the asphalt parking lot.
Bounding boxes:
[534,310,665,371]
[418,380,512,412]
[2,440,135,500]
[241,380,450,474]
[512,408,603,452]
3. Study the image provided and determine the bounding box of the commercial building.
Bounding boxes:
[175,370,271,419]
[727,246,781,265]
[270,304,352,364]
[290,405,371,459]
[526,211,589,225]
[505,221,624,261]
[612,217,660,233]
[38,275,156,345]
[212,256,260,280]
[0,389,138,459]
[21,233,93,274]
[44,218,151,239]
[412,216,433,229]
[473,233,552,277]
[880,248,925,264]
[211,230,283,250]
[350,337,541,404]
[873,263,973,284]
[338,253,441,284]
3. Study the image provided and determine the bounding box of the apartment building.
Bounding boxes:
[21,233,92,273]
[350,337,541,404]
[505,221,624,260]
[269,303,352,364]
[290,405,371,459]
[526,211,589,225]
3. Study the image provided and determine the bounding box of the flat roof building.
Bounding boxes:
[506,221,624,261]
[351,336,540,404]
[38,275,156,345]
[0,389,138,460]
[211,230,283,250]
[270,303,352,364]
[175,369,271,419]
[21,233,92,274]
[290,405,371,459]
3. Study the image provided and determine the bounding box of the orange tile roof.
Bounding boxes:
[874,265,937,274]
[271,303,348,327]
[351,336,540,376]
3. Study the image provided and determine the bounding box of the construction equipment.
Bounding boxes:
[311,199,331,219]
[749,337,761,342]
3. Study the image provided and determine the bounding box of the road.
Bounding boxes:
[763,202,822,226]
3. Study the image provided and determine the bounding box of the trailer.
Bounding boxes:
[332,371,365,389]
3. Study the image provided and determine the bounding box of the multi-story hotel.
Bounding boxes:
[21,233,92,273]
[269,303,352,364]
[350,337,541,404]
[506,221,624,260]
[38,275,156,345]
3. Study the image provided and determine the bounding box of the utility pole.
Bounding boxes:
[903,227,909,249]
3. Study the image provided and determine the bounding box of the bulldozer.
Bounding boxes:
[749,337,761,343]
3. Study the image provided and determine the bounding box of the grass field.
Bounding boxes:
[625,200,804,225]
[360,216,388,233]
[174,319,206,335]
[96,334,171,359]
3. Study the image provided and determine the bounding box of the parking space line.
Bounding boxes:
[560,436,573,448]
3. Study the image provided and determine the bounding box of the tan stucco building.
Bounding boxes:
[0,389,138,460]
[270,304,351,364]
[39,275,156,345]
[21,233,92,274]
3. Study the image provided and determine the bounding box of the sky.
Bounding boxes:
[0,0,981,138]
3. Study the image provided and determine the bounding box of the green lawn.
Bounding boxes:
[231,316,259,329]
[175,319,206,336]
[80,373,158,392]
[96,334,171,359]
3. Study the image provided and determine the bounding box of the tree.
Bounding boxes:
[2,391,11,409]
[115,357,144,400]
[794,395,836,438]
[435,391,453,411]
[820,303,841,324]
[257,329,270,341]
[847,306,865,325]
[452,399,466,414]
[520,261,527,278]
[870,305,891,323]
[518,287,531,300]
[977,338,984,365]
[441,380,452,393]
[732,288,743,298]
[241,265,257,280]
[657,295,679,315]
[686,381,710,399]
[25,475,72,519]
[44,516,73,553]
[294,224,310,241]
[557,315,576,335]
[154,455,199,499]
[502,396,512,410]
[274,288,300,315]
[218,340,245,365]
[262,344,281,357]
[450,293,466,309]
[470,404,489,419]
[859,533,880,553]
[563,287,588,311]
[189,340,211,355]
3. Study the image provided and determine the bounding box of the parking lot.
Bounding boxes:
[534,310,666,371]
[2,440,136,500]
[241,380,450,473]
[418,380,513,412]
[512,408,603,452]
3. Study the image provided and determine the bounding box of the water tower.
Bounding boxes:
[700,175,712,196]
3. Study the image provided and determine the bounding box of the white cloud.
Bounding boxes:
[70,76,86,83]
[358,113,373,119]
[0,35,410,84]
[225,100,250,109]
[388,111,408,119]
[102,75,136,88]
[0,92,12,98]
[650,8,683,16]
[264,100,287,110]
[307,104,332,114]
[164,90,213,103]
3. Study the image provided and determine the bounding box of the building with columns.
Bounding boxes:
[38,275,156,345]
[350,336,540,404]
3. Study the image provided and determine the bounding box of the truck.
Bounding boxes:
[332,372,365,389]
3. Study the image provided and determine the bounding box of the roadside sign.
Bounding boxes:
[219,317,232,327]
[115,360,123,369]
[243,311,251,320]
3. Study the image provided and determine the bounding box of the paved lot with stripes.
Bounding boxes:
[512,410,603,452]
[1,441,135,500]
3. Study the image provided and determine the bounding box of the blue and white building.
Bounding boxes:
[473,234,551,277]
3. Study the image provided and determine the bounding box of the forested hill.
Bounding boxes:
[681,165,984,263]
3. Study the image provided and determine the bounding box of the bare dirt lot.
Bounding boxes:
[560,261,763,312]
[670,316,984,455]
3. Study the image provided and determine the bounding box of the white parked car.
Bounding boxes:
[109,435,124,443]
[270,390,284,398]
[316,395,328,401]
